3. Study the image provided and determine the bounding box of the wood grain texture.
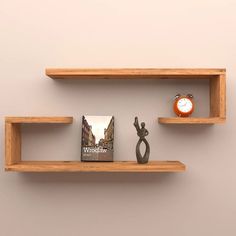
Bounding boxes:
[158,117,226,124]
[5,123,21,165]
[5,116,73,169]
[210,74,226,118]
[5,117,73,124]
[46,68,225,79]
[5,161,186,172]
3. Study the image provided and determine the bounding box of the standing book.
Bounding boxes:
[81,115,114,162]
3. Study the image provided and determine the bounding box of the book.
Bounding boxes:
[81,115,114,162]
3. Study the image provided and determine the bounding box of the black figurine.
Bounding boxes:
[134,117,150,164]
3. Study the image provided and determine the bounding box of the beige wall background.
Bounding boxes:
[1,0,236,235]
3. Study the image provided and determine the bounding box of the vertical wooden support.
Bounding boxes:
[5,117,73,170]
[210,74,226,119]
[5,121,21,165]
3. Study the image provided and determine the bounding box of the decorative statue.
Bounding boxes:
[133,117,150,164]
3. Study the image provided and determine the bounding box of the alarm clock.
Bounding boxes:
[173,94,194,117]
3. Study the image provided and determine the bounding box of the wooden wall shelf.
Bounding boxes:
[158,117,225,124]
[5,161,185,172]
[6,117,73,124]
[5,117,185,173]
[46,68,226,125]
[5,68,226,172]
[46,68,225,79]
[5,117,73,171]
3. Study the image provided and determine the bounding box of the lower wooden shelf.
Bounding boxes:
[5,161,186,173]
[158,117,226,124]
[5,117,186,173]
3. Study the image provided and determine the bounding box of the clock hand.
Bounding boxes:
[179,102,187,107]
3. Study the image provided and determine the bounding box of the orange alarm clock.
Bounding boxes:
[173,94,194,117]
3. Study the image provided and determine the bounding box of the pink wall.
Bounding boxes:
[1,1,235,235]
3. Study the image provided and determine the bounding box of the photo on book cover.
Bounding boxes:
[81,115,114,161]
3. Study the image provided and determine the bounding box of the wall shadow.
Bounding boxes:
[16,172,184,185]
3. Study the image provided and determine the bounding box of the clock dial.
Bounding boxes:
[177,98,193,113]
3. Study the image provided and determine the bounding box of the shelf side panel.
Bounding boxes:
[5,123,21,165]
[210,74,226,118]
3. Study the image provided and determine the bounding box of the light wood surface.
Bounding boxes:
[5,67,227,171]
[5,117,73,123]
[5,123,21,165]
[210,74,226,118]
[5,161,186,172]
[45,68,226,125]
[4,116,185,173]
[5,117,73,168]
[46,68,225,79]
[158,117,226,124]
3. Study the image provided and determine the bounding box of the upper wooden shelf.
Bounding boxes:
[45,68,226,125]
[46,68,225,79]
[5,161,186,172]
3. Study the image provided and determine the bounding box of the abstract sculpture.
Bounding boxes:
[133,117,150,164]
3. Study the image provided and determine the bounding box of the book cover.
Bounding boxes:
[81,115,114,161]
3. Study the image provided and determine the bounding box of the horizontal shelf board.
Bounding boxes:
[158,117,226,124]
[5,117,73,124]
[46,68,225,79]
[5,161,186,172]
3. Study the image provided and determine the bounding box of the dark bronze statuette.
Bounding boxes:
[133,117,150,164]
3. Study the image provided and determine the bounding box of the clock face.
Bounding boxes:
[177,98,193,113]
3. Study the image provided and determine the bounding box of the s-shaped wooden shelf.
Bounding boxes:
[46,68,226,124]
[5,117,185,173]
